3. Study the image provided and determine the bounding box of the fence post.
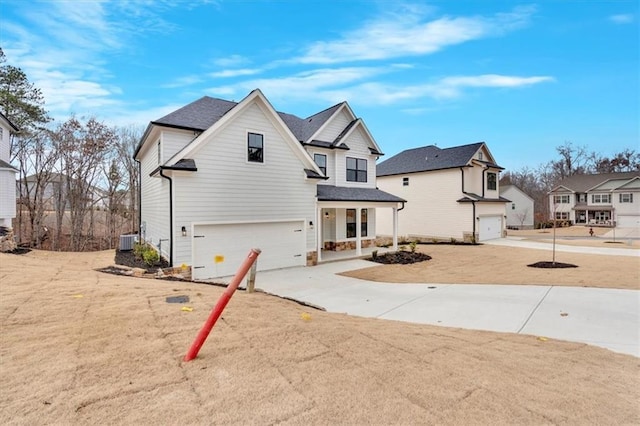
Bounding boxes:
[246,259,257,293]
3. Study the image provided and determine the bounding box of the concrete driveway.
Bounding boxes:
[248,259,639,358]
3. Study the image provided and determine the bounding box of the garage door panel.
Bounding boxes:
[617,215,640,228]
[479,216,502,242]
[193,221,306,280]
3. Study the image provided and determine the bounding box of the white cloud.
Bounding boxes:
[209,69,262,78]
[609,14,634,24]
[212,55,252,68]
[206,67,553,107]
[162,75,204,89]
[296,5,536,64]
[206,67,389,103]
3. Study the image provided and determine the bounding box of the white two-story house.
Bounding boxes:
[134,89,404,280]
[376,142,509,242]
[549,172,640,227]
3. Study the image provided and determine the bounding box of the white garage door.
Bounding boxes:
[617,215,640,228]
[192,220,306,280]
[479,216,502,241]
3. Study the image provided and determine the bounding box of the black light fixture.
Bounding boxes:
[181,226,187,237]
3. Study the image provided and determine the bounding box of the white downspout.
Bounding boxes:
[356,207,362,256]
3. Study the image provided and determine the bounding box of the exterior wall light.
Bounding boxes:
[181,226,187,237]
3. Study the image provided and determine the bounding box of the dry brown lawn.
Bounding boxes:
[342,241,640,290]
[0,249,639,425]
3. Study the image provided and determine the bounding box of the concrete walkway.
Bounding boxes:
[485,237,640,257]
[247,258,639,358]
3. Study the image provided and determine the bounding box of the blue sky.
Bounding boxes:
[1,0,638,171]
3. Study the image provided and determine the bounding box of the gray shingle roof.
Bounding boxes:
[153,95,345,144]
[377,142,487,177]
[552,172,640,193]
[317,185,405,203]
[0,159,18,171]
[154,96,237,130]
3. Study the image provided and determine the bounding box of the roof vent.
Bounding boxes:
[425,156,428,161]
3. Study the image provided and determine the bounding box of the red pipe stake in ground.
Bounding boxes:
[183,248,261,362]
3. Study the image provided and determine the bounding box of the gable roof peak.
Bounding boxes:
[377,141,496,177]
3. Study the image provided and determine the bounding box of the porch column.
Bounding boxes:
[392,207,398,250]
[356,207,362,256]
[316,207,322,262]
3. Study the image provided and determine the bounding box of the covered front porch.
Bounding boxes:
[315,185,405,263]
[574,206,614,227]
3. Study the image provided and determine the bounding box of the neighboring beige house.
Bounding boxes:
[134,89,404,280]
[549,172,640,227]
[0,111,19,229]
[501,185,534,229]
[376,142,509,242]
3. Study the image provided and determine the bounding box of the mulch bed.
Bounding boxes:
[3,247,32,255]
[527,261,578,269]
[370,250,432,265]
[114,249,169,272]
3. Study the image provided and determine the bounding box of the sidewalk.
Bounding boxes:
[248,259,640,357]
[484,237,640,257]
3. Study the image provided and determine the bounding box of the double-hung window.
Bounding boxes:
[554,195,570,204]
[487,172,497,190]
[248,132,264,163]
[346,157,367,182]
[346,209,368,238]
[591,194,611,204]
[619,193,633,203]
[314,153,327,176]
[402,177,409,186]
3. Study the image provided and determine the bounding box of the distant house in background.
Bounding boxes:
[0,111,19,229]
[17,173,109,211]
[500,185,534,229]
[376,142,509,242]
[548,172,640,227]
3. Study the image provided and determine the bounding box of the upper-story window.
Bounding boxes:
[512,203,516,210]
[347,157,367,182]
[554,195,570,204]
[248,132,264,163]
[314,153,327,176]
[487,172,497,190]
[402,177,409,186]
[577,193,587,203]
[592,194,611,204]
[619,193,634,203]
[346,157,367,182]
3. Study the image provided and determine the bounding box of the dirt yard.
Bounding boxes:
[1,249,639,425]
[342,239,640,290]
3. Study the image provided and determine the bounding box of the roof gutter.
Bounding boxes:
[159,168,174,266]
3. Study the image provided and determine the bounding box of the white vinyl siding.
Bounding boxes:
[501,186,534,229]
[377,169,472,239]
[162,129,196,162]
[314,109,351,142]
[139,144,170,259]
[335,127,377,188]
[171,102,317,265]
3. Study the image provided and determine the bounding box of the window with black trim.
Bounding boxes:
[402,177,409,186]
[346,209,356,238]
[512,203,516,210]
[314,153,327,175]
[248,132,264,163]
[619,193,633,203]
[487,172,497,190]
[346,157,367,182]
